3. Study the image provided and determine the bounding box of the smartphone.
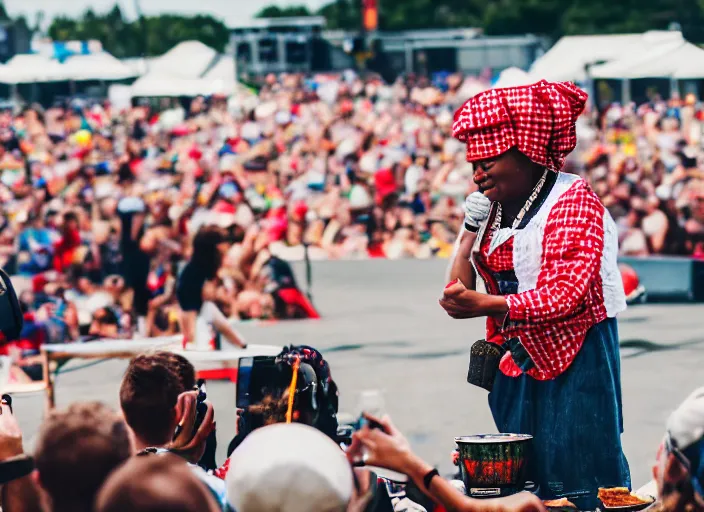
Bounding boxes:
[367,418,385,431]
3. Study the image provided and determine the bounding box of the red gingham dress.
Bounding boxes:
[479,180,608,380]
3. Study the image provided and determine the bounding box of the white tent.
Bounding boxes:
[0,63,19,85]
[493,67,534,88]
[202,56,236,83]
[130,73,232,98]
[59,53,137,81]
[147,41,219,79]
[1,54,68,83]
[0,52,137,84]
[129,44,244,98]
[529,30,684,83]
[591,41,704,79]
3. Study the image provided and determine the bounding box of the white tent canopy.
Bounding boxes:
[147,41,219,79]
[2,54,67,83]
[130,73,234,98]
[591,41,704,79]
[0,52,137,84]
[59,53,137,81]
[130,44,243,98]
[529,30,685,83]
[202,56,236,83]
[493,67,533,88]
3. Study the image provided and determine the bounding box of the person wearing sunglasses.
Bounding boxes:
[653,387,704,512]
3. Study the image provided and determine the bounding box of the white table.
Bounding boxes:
[10,337,282,411]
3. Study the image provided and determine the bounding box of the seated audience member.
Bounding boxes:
[349,414,546,512]
[227,423,372,512]
[86,306,122,340]
[653,387,704,512]
[33,402,132,512]
[95,453,222,512]
[118,353,230,510]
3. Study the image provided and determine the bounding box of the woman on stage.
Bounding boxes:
[441,80,630,508]
[177,226,246,350]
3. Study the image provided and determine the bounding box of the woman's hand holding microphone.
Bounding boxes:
[445,191,492,292]
[463,192,491,233]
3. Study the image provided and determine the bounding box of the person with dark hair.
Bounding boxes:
[120,354,185,447]
[87,306,121,340]
[152,351,196,391]
[177,226,246,349]
[95,454,221,512]
[118,353,230,510]
[33,402,132,512]
[149,351,217,472]
[443,81,630,508]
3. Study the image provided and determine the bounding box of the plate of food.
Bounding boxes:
[598,487,656,511]
[543,497,577,511]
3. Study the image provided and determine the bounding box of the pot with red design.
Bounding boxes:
[455,434,533,498]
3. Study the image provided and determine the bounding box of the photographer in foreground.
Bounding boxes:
[349,414,545,512]
[225,345,399,512]
[119,354,231,511]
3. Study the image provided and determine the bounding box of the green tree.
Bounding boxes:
[317,0,360,30]
[255,5,313,18]
[47,5,228,58]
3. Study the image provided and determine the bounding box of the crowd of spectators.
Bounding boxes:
[0,72,703,356]
[0,347,702,512]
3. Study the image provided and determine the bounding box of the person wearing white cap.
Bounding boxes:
[226,423,370,512]
[652,387,704,512]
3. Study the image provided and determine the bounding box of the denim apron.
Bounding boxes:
[488,316,631,509]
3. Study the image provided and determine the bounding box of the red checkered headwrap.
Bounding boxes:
[452,80,587,172]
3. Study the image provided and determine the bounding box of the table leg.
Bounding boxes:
[41,349,55,412]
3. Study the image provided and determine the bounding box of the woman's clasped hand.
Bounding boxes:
[439,280,508,319]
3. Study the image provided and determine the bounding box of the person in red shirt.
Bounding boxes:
[53,211,81,273]
[440,81,630,509]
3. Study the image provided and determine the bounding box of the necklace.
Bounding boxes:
[493,170,549,231]
[488,169,549,255]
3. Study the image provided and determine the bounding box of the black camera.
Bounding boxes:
[0,268,23,342]
[193,379,208,433]
[234,347,340,444]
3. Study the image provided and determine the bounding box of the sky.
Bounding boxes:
[2,0,330,28]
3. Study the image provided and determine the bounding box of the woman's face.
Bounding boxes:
[472,148,540,203]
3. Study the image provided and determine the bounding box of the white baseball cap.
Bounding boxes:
[226,423,353,512]
[663,387,704,498]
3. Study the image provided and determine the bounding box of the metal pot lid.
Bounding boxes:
[455,434,533,444]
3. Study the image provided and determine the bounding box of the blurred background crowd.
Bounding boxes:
[1,71,703,351]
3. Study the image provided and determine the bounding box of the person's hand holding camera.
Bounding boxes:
[348,414,416,476]
[168,391,215,465]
